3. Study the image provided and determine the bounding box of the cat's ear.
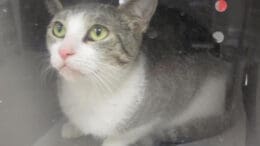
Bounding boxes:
[119,0,158,32]
[45,0,63,15]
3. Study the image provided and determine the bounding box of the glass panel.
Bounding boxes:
[0,0,258,146]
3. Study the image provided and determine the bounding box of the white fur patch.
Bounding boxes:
[67,13,86,38]
[59,56,146,137]
[50,42,63,69]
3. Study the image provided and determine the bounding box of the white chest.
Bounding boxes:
[59,60,146,137]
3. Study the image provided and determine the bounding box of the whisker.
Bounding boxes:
[73,59,120,94]
[91,71,114,94]
[38,55,57,87]
[70,58,131,95]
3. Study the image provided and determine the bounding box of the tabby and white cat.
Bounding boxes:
[45,0,239,145]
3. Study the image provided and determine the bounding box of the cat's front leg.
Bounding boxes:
[61,122,84,139]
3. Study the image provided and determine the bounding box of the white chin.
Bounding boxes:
[59,67,84,81]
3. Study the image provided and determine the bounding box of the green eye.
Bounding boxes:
[52,21,66,38]
[87,24,109,41]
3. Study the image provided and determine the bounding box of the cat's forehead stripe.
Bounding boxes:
[67,13,85,36]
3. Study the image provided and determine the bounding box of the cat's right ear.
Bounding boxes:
[45,0,63,15]
[118,0,158,32]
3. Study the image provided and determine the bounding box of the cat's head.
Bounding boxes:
[46,0,157,81]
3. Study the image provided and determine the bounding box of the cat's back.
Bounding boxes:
[143,5,233,99]
[139,51,233,120]
[143,5,233,98]
[129,6,234,126]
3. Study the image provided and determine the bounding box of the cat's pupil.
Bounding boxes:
[95,27,102,36]
[57,24,63,32]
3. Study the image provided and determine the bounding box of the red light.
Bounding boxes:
[215,0,228,12]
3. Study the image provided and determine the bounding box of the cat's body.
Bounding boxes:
[46,0,241,145]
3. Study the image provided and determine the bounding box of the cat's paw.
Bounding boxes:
[61,123,83,139]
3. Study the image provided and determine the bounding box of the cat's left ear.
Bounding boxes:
[45,0,63,15]
[119,0,158,32]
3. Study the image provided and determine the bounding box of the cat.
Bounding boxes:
[45,0,242,145]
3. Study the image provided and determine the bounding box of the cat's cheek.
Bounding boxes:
[77,45,100,72]
[49,43,64,68]
[50,55,63,69]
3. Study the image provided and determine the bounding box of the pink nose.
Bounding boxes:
[59,48,75,60]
